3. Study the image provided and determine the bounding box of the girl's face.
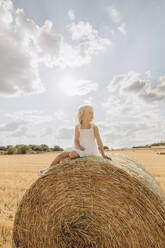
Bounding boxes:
[82,107,94,122]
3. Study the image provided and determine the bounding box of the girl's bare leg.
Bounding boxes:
[50,152,70,167]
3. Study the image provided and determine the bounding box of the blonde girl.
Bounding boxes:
[39,105,111,175]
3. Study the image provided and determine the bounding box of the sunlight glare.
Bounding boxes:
[59,76,77,96]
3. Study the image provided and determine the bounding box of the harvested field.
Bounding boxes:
[0,149,165,247]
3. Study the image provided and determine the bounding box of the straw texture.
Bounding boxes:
[12,154,165,248]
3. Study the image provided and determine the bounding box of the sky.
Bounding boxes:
[0,0,165,149]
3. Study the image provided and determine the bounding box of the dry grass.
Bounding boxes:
[112,147,165,191]
[0,152,58,248]
[0,149,165,247]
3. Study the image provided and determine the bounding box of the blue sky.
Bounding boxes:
[0,0,165,149]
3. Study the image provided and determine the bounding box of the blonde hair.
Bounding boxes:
[76,105,94,125]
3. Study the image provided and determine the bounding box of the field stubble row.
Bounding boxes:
[0,150,165,247]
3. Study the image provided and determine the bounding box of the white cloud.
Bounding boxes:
[10,127,29,137]
[0,1,44,97]
[154,76,165,92]
[73,80,98,96]
[68,9,75,21]
[67,21,111,55]
[0,120,26,132]
[36,20,62,66]
[68,21,98,41]
[41,127,53,137]
[100,95,164,148]
[56,42,92,68]
[107,6,121,23]
[60,79,98,96]
[145,70,151,79]
[0,1,111,97]
[15,8,39,38]
[15,10,62,68]
[0,110,65,143]
[106,6,127,36]
[57,127,74,140]
[101,95,121,108]
[6,110,64,124]
[118,23,126,35]
[0,0,13,25]
[108,71,165,104]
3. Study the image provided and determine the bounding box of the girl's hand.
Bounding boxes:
[102,154,112,160]
[79,146,86,151]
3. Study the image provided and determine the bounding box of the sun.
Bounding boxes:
[58,76,77,96]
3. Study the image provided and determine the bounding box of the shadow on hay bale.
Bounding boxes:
[12,154,165,248]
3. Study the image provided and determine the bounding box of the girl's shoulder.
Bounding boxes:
[75,124,81,130]
[92,124,100,133]
[92,123,97,129]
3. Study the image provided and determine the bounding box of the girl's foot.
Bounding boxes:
[38,168,49,176]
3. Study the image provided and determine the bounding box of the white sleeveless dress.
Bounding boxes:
[64,123,101,157]
[38,123,101,176]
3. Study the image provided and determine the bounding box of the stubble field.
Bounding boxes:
[0,148,165,247]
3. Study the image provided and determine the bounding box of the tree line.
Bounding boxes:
[0,144,109,155]
[0,144,64,155]
[132,142,165,148]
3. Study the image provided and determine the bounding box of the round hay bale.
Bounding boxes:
[12,154,165,248]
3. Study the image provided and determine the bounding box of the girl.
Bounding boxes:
[39,105,111,175]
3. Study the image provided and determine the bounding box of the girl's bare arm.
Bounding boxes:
[93,125,112,160]
[74,125,85,151]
